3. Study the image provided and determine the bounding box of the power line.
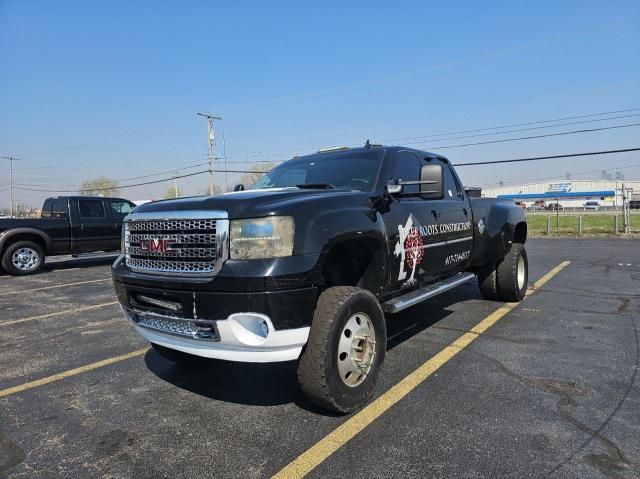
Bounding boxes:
[8,106,640,172]
[385,107,640,142]
[221,147,640,175]
[419,123,640,150]
[453,148,640,166]
[211,113,640,164]
[388,112,640,144]
[14,130,161,157]
[13,151,205,171]
[12,162,209,188]
[190,110,640,162]
[13,167,265,193]
[10,147,640,194]
[14,170,209,193]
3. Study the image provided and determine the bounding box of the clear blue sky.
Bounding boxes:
[1,0,639,206]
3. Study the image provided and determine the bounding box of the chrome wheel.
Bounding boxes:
[337,312,376,388]
[517,255,526,290]
[12,247,39,272]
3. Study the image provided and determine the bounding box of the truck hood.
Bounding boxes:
[134,187,370,219]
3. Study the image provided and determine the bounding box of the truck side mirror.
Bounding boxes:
[234,184,245,192]
[419,164,443,200]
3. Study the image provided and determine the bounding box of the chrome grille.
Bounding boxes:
[128,219,217,231]
[124,212,228,276]
[129,310,218,341]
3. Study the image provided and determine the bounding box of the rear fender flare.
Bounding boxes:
[0,228,52,254]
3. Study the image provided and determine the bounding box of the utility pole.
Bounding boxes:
[196,112,222,195]
[1,156,20,218]
[174,171,179,198]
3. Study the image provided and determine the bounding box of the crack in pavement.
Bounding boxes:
[472,348,638,478]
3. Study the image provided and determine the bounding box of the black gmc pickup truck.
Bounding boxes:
[112,144,527,412]
[0,196,136,275]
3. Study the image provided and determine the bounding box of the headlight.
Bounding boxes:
[230,216,294,259]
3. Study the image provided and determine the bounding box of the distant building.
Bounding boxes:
[482,179,640,208]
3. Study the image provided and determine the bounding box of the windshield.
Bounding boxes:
[251,152,381,192]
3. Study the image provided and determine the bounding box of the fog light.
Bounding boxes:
[227,313,272,346]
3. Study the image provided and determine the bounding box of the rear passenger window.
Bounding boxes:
[78,199,105,218]
[41,199,53,218]
[391,151,421,194]
[52,198,68,218]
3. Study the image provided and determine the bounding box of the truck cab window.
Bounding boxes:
[391,151,421,194]
[442,163,463,200]
[109,200,134,217]
[78,199,105,218]
[52,198,68,218]
[41,199,53,218]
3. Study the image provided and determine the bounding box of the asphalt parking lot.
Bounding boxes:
[0,239,638,479]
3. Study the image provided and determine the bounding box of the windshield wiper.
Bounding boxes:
[296,183,335,190]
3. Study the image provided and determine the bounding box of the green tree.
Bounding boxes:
[239,162,276,188]
[79,177,119,196]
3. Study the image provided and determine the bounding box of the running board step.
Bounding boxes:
[382,272,476,314]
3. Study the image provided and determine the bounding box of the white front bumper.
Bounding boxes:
[121,307,309,363]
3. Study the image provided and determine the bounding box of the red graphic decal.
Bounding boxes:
[404,228,424,268]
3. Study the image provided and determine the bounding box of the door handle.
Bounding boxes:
[463,208,468,217]
[431,210,440,220]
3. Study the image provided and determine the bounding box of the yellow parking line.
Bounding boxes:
[0,348,149,399]
[0,278,111,297]
[0,301,118,327]
[273,260,570,479]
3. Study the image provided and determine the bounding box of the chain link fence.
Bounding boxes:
[527,211,640,235]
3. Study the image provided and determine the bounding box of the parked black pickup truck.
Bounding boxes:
[112,144,527,412]
[1,196,136,275]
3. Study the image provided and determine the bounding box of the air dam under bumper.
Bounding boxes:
[121,306,310,363]
[121,306,311,363]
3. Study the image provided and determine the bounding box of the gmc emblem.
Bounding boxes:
[140,238,173,254]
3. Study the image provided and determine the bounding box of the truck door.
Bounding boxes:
[438,161,473,275]
[73,198,115,252]
[108,199,135,250]
[49,198,72,254]
[383,150,444,296]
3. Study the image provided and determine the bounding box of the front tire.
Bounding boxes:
[297,286,386,414]
[496,243,528,302]
[1,241,45,276]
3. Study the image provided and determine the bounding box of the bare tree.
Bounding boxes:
[79,177,119,196]
[196,184,223,196]
[164,185,183,199]
[239,162,276,188]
